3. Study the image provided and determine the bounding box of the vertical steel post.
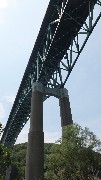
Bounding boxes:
[59,88,73,127]
[37,55,39,81]
[25,82,44,180]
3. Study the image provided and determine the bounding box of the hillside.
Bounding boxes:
[3,124,101,180]
[10,143,53,179]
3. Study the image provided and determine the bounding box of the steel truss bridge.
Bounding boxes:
[1,0,101,146]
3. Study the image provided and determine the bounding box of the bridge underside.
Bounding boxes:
[1,0,101,146]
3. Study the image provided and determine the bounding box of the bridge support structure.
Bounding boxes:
[59,89,73,127]
[25,83,44,180]
[25,82,72,180]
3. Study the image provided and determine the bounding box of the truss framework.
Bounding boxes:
[41,0,101,88]
[1,0,101,146]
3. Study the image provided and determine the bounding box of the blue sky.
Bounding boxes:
[0,0,101,144]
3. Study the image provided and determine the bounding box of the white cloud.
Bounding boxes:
[0,95,15,104]
[0,103,5,124]
[0,0,9,9]
[0,16,3,23]
[44,131,61,143]
[3,95,15,104]
[0,0,15,9]
[0,0,16,25]
[16,129,28,144]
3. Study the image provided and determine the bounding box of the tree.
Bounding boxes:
[10,143,53,179]
[11,143,27,179]
[0,123,11,177]
[1,122,101,179]
[45,124,101,180]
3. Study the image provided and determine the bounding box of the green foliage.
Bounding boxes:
[11,143,27,179]
[10,162,24,180]
[44,143,53,155]
[0,123,11,178]
[12,144,27,165]
[1,123,101,179]
[10,143,53,179]
[45,124,101,180]
[0,145,11,176]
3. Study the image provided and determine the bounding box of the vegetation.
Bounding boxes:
[11,142,53,179]
[45,124,101,180]
[0,123,101,179]
[0,123,11,178]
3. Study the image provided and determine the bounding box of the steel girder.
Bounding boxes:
[1,0,101,146]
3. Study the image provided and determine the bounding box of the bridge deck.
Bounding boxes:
[1,0,99,146]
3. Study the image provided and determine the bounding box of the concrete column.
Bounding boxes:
[59,88,73,127]
[25,82,44,180]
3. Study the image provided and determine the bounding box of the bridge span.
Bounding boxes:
[1,0,101,147]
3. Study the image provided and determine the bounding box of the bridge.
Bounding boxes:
[1,0,101,179]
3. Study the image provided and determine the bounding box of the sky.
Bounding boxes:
[0,0,101,144]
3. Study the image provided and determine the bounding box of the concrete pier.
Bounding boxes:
[25,84,72,179]
[25,82,44,180]
[59,89,73,127]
